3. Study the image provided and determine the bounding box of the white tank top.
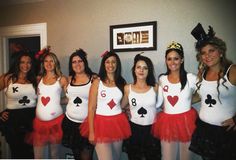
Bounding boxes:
[5,82,37,109]
[96,81,122,116]
[65,79,91,123]
[199,65,236,126]
[159,73,197,114]
[36,78,63,121]
[128,85,157,125]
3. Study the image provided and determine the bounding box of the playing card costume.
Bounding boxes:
[80,80,131,142]
[151,41,198,160]
[61,78,93,153]
[152,73,198,142]
[126,85,161,160]
[28,77,64,146]
[0,82,36,158]
[189,23,236,160]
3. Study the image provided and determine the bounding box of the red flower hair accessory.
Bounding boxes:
[100,50,108,57]
[35,45,51,59]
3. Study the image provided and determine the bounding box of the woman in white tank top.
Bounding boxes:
[121,54,161,160]
[81,51,131,160]
[29,51,68,159]
[61,49,95,160]
[0,51,37,159]
[152,41,198,160]
[190,23,236,160]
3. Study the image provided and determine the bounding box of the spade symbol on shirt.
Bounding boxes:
[73,97,82,107]
[13,87,18,93]
[205,94,216,107]
[138,107,147,118]
[18,96,30,105]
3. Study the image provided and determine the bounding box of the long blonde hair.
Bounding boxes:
[39,52,62,77]
[195,37,232,103]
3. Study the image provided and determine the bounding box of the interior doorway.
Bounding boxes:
[0,23,47,158]
[8,36,41,69]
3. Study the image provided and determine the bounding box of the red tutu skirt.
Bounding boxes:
[26,114,64,146]
[152,108,197,142]
[80,113,131,143]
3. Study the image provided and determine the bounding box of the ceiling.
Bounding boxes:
[0,0,45,6]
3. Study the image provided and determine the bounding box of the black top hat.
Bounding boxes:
[191,23,215,49]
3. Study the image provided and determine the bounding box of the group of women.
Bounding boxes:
[0,23,235,160]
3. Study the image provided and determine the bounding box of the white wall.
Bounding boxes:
[0,0,235,82]
[0,0,235,159]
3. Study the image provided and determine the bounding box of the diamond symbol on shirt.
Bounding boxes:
[107,99,116,109]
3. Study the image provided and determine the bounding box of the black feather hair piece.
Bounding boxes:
[191,23,215,49]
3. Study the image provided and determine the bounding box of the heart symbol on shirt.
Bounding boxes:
[41,96,50,106]
[167,95,178,107]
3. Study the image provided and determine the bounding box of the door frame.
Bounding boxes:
[0,23,47,158]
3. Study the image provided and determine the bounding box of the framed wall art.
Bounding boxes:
[110,21,157,52]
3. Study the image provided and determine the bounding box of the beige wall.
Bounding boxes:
[0,0,236,82]
[0,0,235,159]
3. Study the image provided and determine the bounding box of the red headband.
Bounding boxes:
[100,50,108,57]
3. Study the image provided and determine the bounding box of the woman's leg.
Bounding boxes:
[72,147,93,160]
[72,148,81,160]
[112,140,123,160]
[50,143,59,159]
[161,141,178,160]
[80,147,94,160]
[95,143,112,160]
[7,139,33,159]
[126,143,142,160]
[179,142,192,160]
[34,145,45,159]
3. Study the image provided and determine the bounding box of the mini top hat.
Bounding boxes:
[191,23,215,49]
